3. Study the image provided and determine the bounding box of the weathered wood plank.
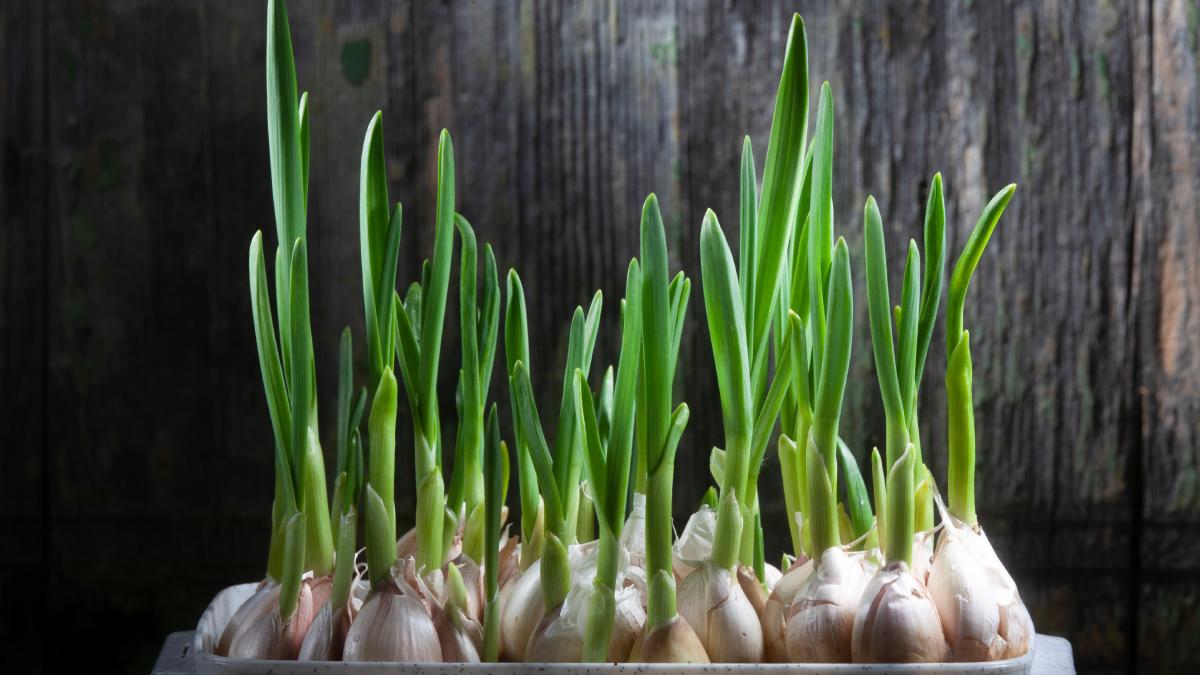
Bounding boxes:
[0,0,49,668]
[10,0,1200,672]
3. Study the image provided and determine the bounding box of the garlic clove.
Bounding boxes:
[217,580,280,657]
[297,600,334,661]
[737,565,768,617]
[785,547,868,662]
[762,562,783,591]
[525,606,584,662]
[342,582,443,662]
[928,519,1034,661]
[498,558,545,659]
[607,585,648,661]
[227,605,286,660]
[929,532,1003,661]
[677,563,763,663]
[763,558,812,662]
[628,615,711,663]
[433,602,483,662]
[851,561,947,663]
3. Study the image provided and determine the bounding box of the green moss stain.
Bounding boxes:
[1022,141,1039,177]
[1095,52,1112,107]
[341,39,372,87]
[1017,33,1033,60]
[650,28,677,67]
[96,138,120,190]
[1190,0,1200,54]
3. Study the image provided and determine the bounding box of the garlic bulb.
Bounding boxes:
[928,518,1033,660]
[852,560,947,663]
[343,560,443,662]
[785,547,873,662]
[677,563,763,662]
[628,615,710,663]
[762,557,811,662]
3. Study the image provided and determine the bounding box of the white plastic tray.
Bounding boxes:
[176,582,1061,674]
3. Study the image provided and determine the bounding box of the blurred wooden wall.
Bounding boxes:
[3,1,1197,672]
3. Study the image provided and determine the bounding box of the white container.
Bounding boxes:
[192,583,1040,674]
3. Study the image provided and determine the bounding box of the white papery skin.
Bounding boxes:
[851,561,947,663]
[928,520,1033,661]
[497,534,522,589]
[672,506,717,580]
[763,557,812,662]
[621,493,648,569]
[784,547,873,662]
[677,563,764,663]
[912,530,936,584]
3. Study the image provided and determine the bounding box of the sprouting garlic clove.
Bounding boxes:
[437,555,485,622]
[628,615,711,663]
[342,581,443,662]
[433,601,483,662]
[217,580,280,657]
[763,558,812,662]
[851,561,947,663]
[785,547,868,662]
[929,520,1033,661]
[929,532,1003,661]
[677,563,763,663]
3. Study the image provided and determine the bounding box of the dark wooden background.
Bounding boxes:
[3,1,1197,672]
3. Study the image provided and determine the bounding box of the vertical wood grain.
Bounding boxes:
[3,1,1197,672]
